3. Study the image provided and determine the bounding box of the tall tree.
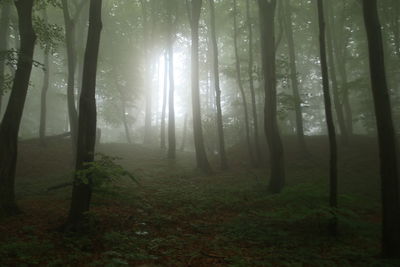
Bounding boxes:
[362,0,400,258]
[61,0,87,150]
[208,0,228,169]
[160,51,168,150]
[140,0,152,145]
[0,0,11,115]
[189,0,212,173]
[39,8,50,146]
[233,0,254,166]
[0,0,36,216]
[325,1,348,145]
[167,2,176,159]
[328,2,353,136]
[246,0,262,165]
[64,0,102,230]
[283,0,306,151]
[317,0,338,235]
[258,0,285,193]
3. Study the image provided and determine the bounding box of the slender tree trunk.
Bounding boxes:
[233,0,255,167]
[141,0,152,145]
[258,0,285,193]
[180,112,188,151]
[329,5,353,136]
[208,0,228,169]
[39,8,50,146]
[122,103,131,144]
[246,0,262,165]
[160,51,168,150]
[317,0,338,235]
[61,0,81,150]
[118,88,131,144]
[0,1,11,115]
[283,0,307,151]
[0,0,36,216]
[167,6,176,159]
[362,0,400,258]
[64,0,102,230]
[190,0,212,174]
[325,2,348,145]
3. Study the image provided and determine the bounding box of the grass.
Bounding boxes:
[0,136,398,266]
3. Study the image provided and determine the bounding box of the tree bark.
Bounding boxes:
[160,50,168,150]
[61,0,86,151]
[0,0,36,216]
[246,0,262,165]
[283,0,307,151]
[233,0,255,167]
[208,0,228,169]
[317,0,338,235]
[325,2,348,145]
[0,0,11,115]
[141,0,152,145]
[64,0,102,230]
[39,8,50,146]
[167,5,176,159]
[190,0,212,174]
[258,0,285,193]
[329,3,353,136]
[362,0,400,258]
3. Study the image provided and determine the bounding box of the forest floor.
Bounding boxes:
[0,136,399,266]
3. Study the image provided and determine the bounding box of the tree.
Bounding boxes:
[208,0,228,169]
[140,0,153,145]
[283,0,306,151]
[325,1,348,145]
[160,50,168,150]
[317,0,338,235]
[233,0,254,167]
[61,0,88,151]
[362,0,400,258]
[64,0,102,230]
[0,0,36,216]
[0,0,11,114]
[39,8,50,146]
[258,0,285,193]
[166,2,176,159]
[189,0,212,174]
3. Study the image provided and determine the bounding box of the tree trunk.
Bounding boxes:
[180,112,188,151]
[233,0,255,167]
[63,0,102,230]
[167,6,176,159]
[258,0,285,193]
[0,0,10,115]
[329,4,353,136]
[39,8,50,146]
[141,0,152,145]
[245,0,262,165]
[317,0,338,235]
[160,50,168,150]
[61,0,81,151]
[121,101,131,144]
[0,0,36,216]
[190,0,212,174]
[208,0,228,169]
[283,0,307,151]
[362,0,400,258]
[325,2,348,145]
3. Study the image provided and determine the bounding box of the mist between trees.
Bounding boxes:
[0,0,400,265]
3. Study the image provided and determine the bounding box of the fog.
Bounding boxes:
[1,0,400,265]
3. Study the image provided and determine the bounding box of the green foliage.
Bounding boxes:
[33,16,64,53]
[75,153,139,188]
